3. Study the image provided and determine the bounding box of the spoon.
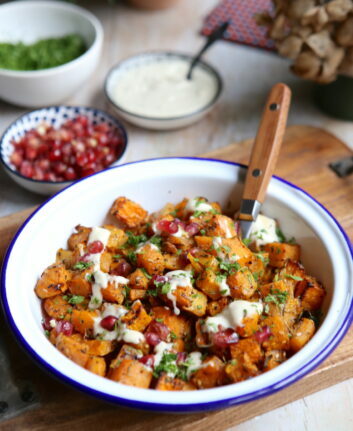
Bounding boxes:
[186,20,230,80]
[237,83,292,239]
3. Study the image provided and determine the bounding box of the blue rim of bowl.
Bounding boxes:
[0,106,128,185]
[104,51,223,121]
[1,157,353,413]
[0,0,103,77]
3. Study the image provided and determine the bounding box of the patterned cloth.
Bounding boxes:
[201,0,275,51]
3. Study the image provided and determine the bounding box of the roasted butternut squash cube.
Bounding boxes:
[206,214,237,238]
[55,333,89,367]
[101,281,125,304]
[109,359,152,388]
[301,278,325,311]
[68,225,91,251]
[227,268,257,299]
[230,338,263,364]
[35,264,70,299]
[177,287,207,317]
[110,197,147,228]
[263,349,286,371]
[103,225,128,250]
[263,242,300,268]
[43,295,72,320]
[191,356,225,389]
[71,309,99,334]
[290,318,315,352]
[196,268,223,300]
[129,268,149,289]
[85,339,114,356]
[85,356,106,377]
[68,272,92,297]
[136,244,164,275]
[151,306,192,339]
[120,300,152,332]
[206,297,229,316]
[155,374,196,391]
[129,289,147,301]
[56,248,74,269]
[261,314,290,351]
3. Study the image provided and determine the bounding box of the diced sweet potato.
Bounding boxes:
[262,315,290,351]
[206,214,237,238]
[243,253,269,281]
[187,251,219,275]
[151,306,192,339]
[136,244,165,275]
[206,297,229,316]
[110,197,147,228]
[301,278,325,311]
[283,296,302,329]
[236,315,260,338]
[225,356,258,383]
[109,358,152,388]
[85,356,106,377]
[71,309,99,334]
[227,268,257,299]
[290,318,315,352]
[178,287,207,317]
[167,235,194,250]
[103,225,128,250]
[68,272,92,297]
[194,235,213,251]
[85,339,114,356]
[128,268,149,289]
[258,279,289,299]
[101,281,125,304]
[56,249,74,269]
[195,319,209,347]
[196,268,223,300]
[56,333,89,367]
[155,374,196,391]
[43,295,72,320]
[100,252,112,272]
[263,242,300,268]
[263,349,286,371]
[191,356,225,389]
[130,289,147,301]
[114,344,143,363]
[120,300,152,331]
[163,253,184,270]
[35,264,70,299]
[230,338,263,364]
[68,225,91,251]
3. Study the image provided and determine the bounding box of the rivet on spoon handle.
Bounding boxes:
[237,83,292,237]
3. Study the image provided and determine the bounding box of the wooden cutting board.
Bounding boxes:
[0,125,352,430]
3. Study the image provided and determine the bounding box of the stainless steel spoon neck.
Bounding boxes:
[238,199,262,222]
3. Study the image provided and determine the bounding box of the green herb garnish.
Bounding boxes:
[264,289,288,306]
[72,261,93,271]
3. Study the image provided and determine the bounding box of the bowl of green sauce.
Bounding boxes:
[0,1,103,107]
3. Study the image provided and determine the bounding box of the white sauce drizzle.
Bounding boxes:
[203,300,263,333]
[186,197,213,213]
[88,227,111,247]
[89,271,129,310]
[153,341,174,367]
[172,225,188,238]
[212,237,239,263]
[136,242,160,254]
[185,351,203,379]
[217,275,231,297]
[163,270,193,316]
[248,214,280,247]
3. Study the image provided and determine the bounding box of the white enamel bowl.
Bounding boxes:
[104,52,223,130]
[0,1,103,107]
[1,158,352,413]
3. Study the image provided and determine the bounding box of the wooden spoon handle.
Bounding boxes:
[241,83,291,205]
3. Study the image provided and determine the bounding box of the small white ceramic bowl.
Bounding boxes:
[1,158,352,413]
[0,1,103,107]
[0,106,128,195]
[104,52,223,130]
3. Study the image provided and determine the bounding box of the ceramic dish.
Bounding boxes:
[0,106,128,195]
[1,158,352,413]
[0,1,103,107]
[104,52,223,130]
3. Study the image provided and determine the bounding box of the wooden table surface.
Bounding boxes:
[0,1,353,429]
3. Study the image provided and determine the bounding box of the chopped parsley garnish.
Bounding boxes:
[153,352,178,378]
[169,331,177,340]
[127,251,137,264]
[44,330,50,337]
[276,227,286,243]
[125,231,148,248]
[283,274,303,281]
[113,254,122,260]
[72,261,93,271]
[242,238,252,246]
[86,273,95,282]
[216,273,227,284]
[155,318,164,323]
[200,229,206,236]
[161,282,172,295]
[219,260,240,274]
[140,267,152,279]
[63,294,85,305]
[91,297,100,305]
[253,252,270,266]
[150,236,163,248]
[264,289,288,306]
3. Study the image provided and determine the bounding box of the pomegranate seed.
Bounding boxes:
[56,320,73,336]
[87,241,104,254]
[157,219,178,234]
[185,222,200,236]
[38,159,50,170]
[146,320,170,341]
[111,260,132,277]
[19,161,33,177]
[254,326,271,344]
[53,162,67,175]
[139,355,155,368]
[49,148,62,162]
[10,151,23,167]
[175,219,186,230]
[76,115,88,127]
[81,168,95,177]
[64,167,77,181]
[100,315,118,331]
[42,316,52,331]
[176,352,187,364]
[80,253,93,263]
[212,328,239,348]
[95,123,109,133]
[145,332,161,346]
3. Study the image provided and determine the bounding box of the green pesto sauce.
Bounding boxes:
[0,34,86,71]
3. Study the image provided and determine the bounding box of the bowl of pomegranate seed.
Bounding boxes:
[0,106,128,195]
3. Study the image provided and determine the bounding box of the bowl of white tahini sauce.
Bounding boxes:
[104,52,222,130]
